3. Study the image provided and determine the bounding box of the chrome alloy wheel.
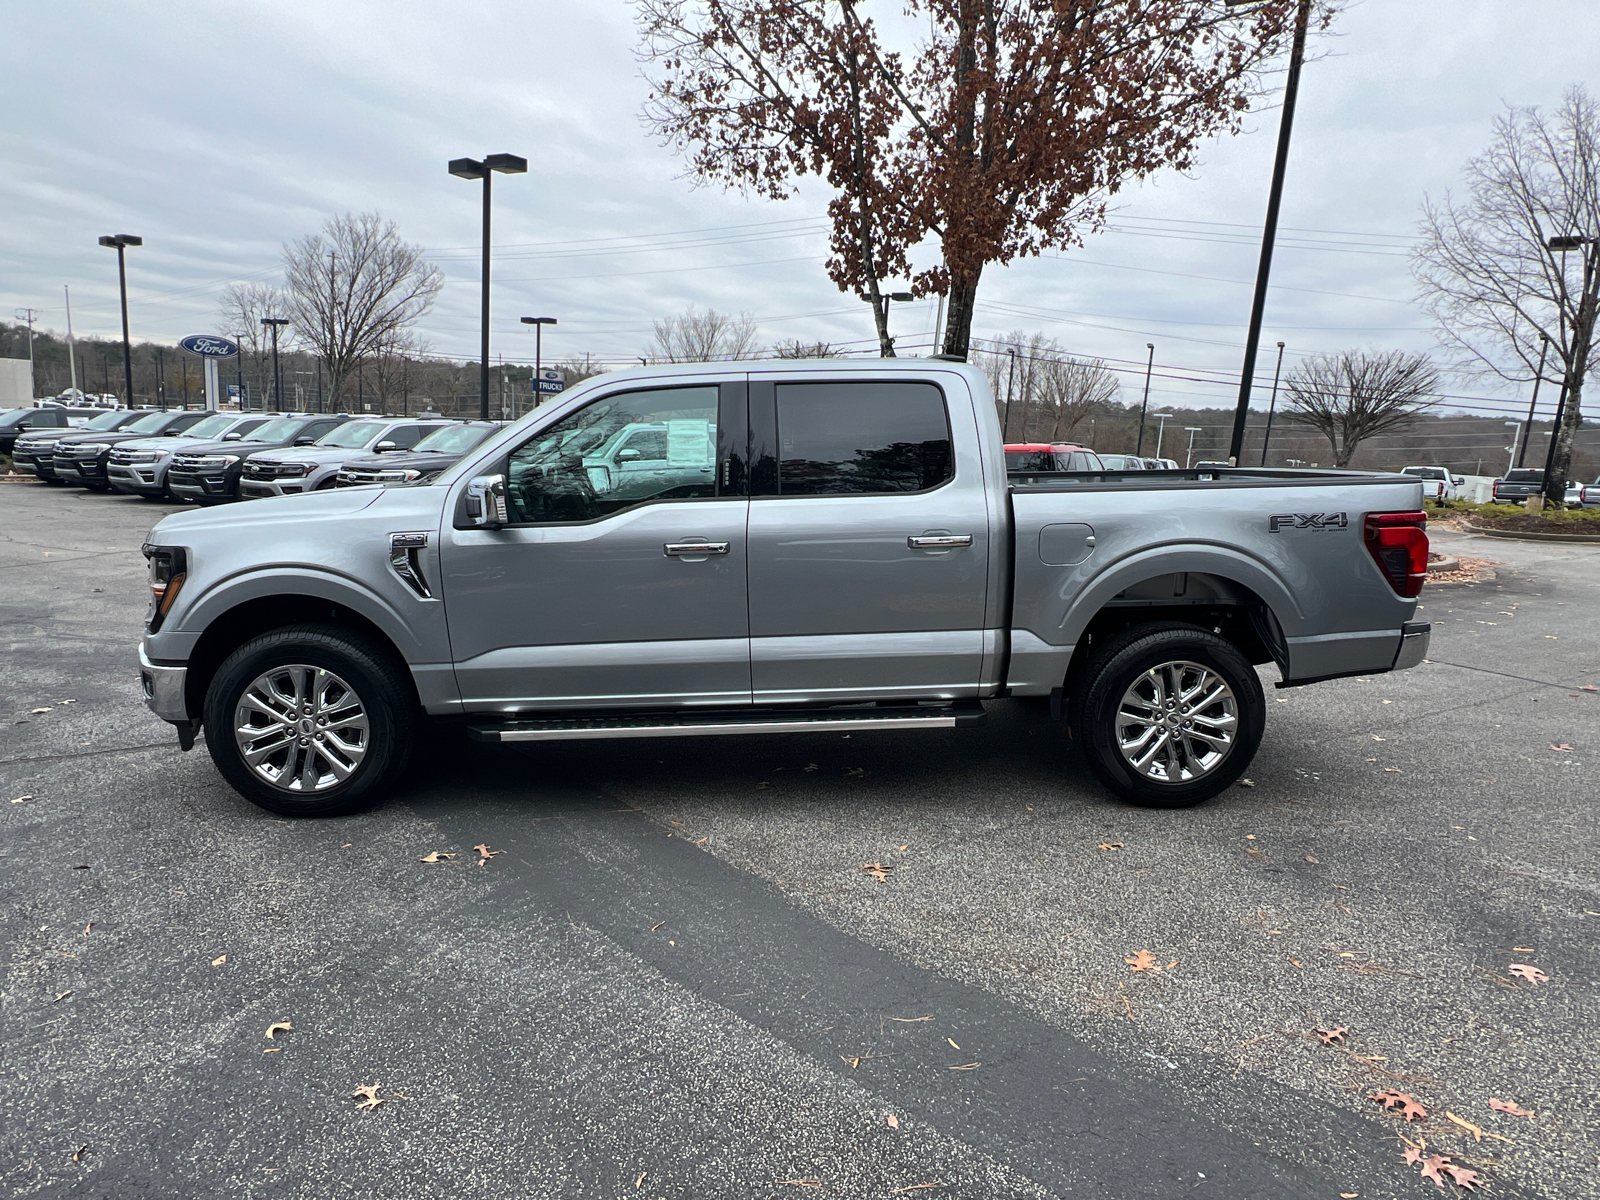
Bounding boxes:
[1115,660,1239,783]
[234,664,370,793]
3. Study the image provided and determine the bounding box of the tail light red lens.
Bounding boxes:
[1364,512,1428,597]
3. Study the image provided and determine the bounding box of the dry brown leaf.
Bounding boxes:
[650,921,666,932]
[73,1145,88,1163]
[265,1021,293,1040]
[947,1062,980,1070]
[1580,684,1597,692]
[1370,1089,1429,1121]
[1417,1153,1478,1190]
[1304,855,1320,864]
[1315,1026,1348,1045]
[10,795,32,803]
[1341,1194,1358,1198]
[861,862,893,882]
[263,1048,281,1054]
[473,844,504,867]
[352,1084,385,1111]
[54,990,71,1003]
[1488,1098,1535,1120]
[31,707,52,714]
[1549,743,1573,752]
[1125,949,1160,972]
[893,1185,945,1194]
[635,1171,647,1189]
[885,1113,899,1128]
[779,1181,822,1188]
[211,955,226,967]
[1446,1111,1485,1142]
[418,851,456,863]
[1288,958,1303,969]
[1237,777,1256,787]
[1097,842,1124,851]
[696,837,708,844]
[1508,963,1549,986]
[946,1037,961,1050]
[887,1015,931,1023]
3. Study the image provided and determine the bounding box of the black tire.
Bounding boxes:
[202,624,416,817]
[1068,624,1264,809]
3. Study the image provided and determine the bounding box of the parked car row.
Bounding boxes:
[6,406,502,504]
[1003,443,1180,472]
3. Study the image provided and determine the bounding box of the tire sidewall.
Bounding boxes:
[203,627,410,817]
[1078,629,1265,808]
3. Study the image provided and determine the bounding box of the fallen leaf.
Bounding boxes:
[61,699,76,705]
[635,1171,647,1189]
[1446,1111,1485,1142]
[893,1185,945,1194]
[1512,946,1534,951]
[418,851,456,863]
[263,1048,281,1054]
[1305,855,1320,864]
[73,1145,88,1163]
[755,781,771,789]
[1549,743,1572,752]
[1383,767,1403,773]
[352,1084,385,1111]
[54,990,71,1003]
[1371,1089,1429,1121]
[861,862,893,882]
[1237,777,1256,787]
[1097,842,1124,851]
[947,1062,980,1070]
[1443,1163,1479,1190]
[1508,963,1549,986]
[82,923,92,936]
[1125,949,1161,972]
[265,1021,293,1040]
[651,921,666,932]
[1580,684,1597,693]
[11,795,33,804]
[1288,958,1303,968]
[695,837,708,844]
[886,1113,899,1128]
[896,844,909,852]
[211,955,226,967]
[1371,735,1387,742]
[1488,1098,1535,1120]
[1341,1194,1358,1198]
[473,844,504,867]
[946,1037,961,1050]
[31,707,52,714]
[1315,1026,1348,1045]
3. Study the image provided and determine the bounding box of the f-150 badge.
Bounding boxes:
[1269,512,1348,532]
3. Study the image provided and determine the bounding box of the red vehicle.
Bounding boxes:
[1004,442,1105,472]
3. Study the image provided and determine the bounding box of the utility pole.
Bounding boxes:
[14,308,39,396]
[64,287,78,399]
[1225,0,1313,464]
[1517,334,1550,468]
[262,317,289,410]
[1135,343,1155,454]
[1259,341,1287,466]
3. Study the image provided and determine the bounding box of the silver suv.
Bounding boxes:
[238,417,451,498]
[107,412,274,499]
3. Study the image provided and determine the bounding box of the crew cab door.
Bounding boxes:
[745,377,991,703]
[438,381,751,710]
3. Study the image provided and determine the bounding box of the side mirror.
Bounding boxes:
[616,447,641,462]
[223,432,243,441]
[375,440,400,452]
[463,474,508,529]
[1452,475,1464,486]
[294,435,318,445]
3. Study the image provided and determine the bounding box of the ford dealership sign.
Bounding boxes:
[180,334,240,358]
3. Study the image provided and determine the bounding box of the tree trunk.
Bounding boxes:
[869,290,894,357]
[1544,377,1583,505]
[941,268,983,358]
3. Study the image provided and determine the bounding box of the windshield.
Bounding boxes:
[0,409,27,429]
[243,418,305,442]
[123,412,175,434]
[316,421,385,449]
[179,414,239,440]
[90,410,132,430]
[412,424,494,454]
[1404,467,1446,480]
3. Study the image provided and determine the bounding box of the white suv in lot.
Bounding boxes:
[238,417,452,498]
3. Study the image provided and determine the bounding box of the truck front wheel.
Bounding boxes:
[1069,625,1264,808]
[202,624,416,817]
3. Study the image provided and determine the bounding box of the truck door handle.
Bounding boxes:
[664,541,730,557]
[908,534,973,549]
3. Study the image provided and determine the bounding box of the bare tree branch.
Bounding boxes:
[1283,350,1439,468]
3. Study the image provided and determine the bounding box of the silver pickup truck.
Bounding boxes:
[138,360,1430,817]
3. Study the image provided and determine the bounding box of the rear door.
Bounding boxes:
[440,381,751,710]
[745,377,990,703]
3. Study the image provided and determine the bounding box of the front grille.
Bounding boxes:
[110,448,160,466]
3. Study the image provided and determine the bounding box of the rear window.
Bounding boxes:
[1007,450,1054,472]
[243,418,303,442]
[1404,467,1446,480]
[1504,469,1543,482]
[123,412,174,434]
[316,421,386,449]
[775,382,952,495]
[1060,451,1104,471]
[413,424,494,454]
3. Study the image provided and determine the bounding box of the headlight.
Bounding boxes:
[374,468,427,482]
[278,463,313,477]
[141,544,188,633]
[121,451,161,464]
[195,455,241,468]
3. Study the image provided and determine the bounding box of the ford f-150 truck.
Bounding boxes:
[137,360,1430,818]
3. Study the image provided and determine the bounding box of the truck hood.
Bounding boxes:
[247,445,379,465]
[151,487,386,537]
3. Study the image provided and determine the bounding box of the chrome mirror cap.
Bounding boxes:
[463,474,508,529]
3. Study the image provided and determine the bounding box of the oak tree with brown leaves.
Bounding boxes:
[638,0,1310,358]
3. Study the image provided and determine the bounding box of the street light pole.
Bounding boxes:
[450,153,528,420]
[1149,412,1173,460]
[1259,340,1287,466]
[1504,421,1521,474]
[1225,0,1313,464]
[262,318,289,410]
[1517,334,1549,468]
[1003,347,1018,440]
[520,317,558,416]
[1184,426,1204,469]
[98,234,142,404]
[1135,343,1155,455]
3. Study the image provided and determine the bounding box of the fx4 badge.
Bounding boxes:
[1269,512,1348,532]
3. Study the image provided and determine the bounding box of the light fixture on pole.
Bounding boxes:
[1135,343,1155,455]
[1224,0,1313,464]
[1259,340,1287,466]
[98,234,142,404]
[450,153,528,420]
[870,291,915,357]
[1183,426,1204,469]
[1148,412,1173,460]
[521,317,558,415]
[262,318,289,410]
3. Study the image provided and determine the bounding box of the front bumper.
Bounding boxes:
[139,645,189,722]
[239,476,311,498]
[168,469,237,503]
[1392,621,1431,671]
[59,457,110,484]
[108,462,170,495]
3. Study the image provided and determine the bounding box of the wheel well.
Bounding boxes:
[183,595,417,720]
[1062,572,1286,699]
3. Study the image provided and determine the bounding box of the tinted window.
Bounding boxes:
[243,418,302,442]
[1007,450,1054,472]
[382,423,443,450]
[775,382,951,495]
[1404,467,1446,480]
[181,414,240,440]
[505,386,719,524]
[413,424,494,453]
[0,410,26,429]
[124,412,174,434]
[316,421,386,449]
[87,410,130,430]
[1504,469,1543,482]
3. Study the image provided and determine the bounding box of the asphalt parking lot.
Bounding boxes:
[2,482,1596,1200]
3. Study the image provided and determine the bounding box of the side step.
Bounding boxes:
[466,702,987,744]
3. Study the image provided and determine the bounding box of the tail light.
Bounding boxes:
[1364,512,1428,597]
[141,543,188,632]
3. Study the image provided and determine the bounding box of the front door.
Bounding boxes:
[745,377,991,704]
[440,381,751,711]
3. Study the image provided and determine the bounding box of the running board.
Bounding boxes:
[466,703,987,744]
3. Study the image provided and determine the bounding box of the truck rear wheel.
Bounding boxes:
[202,624,415,817]
[1069,624,1264,808]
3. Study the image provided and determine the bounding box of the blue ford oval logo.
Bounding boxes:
[180,334,240,358]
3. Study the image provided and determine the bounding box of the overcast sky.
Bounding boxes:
[2,0,1596,419]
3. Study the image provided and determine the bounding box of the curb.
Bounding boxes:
[1459,522,1600,544]
[1426,556,1460,573]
